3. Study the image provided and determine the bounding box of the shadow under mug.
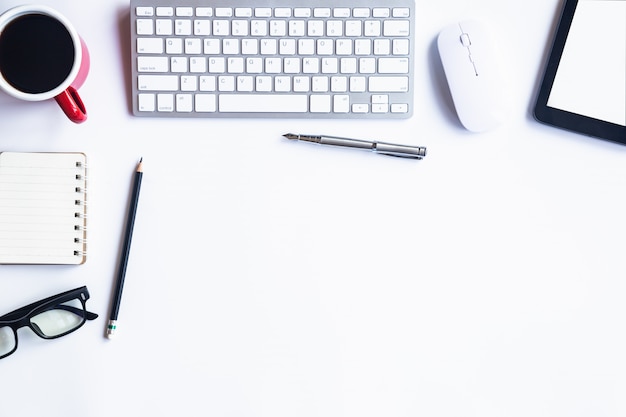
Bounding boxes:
[0,5,89,123]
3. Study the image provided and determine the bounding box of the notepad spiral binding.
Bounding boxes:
[73,159,88,260]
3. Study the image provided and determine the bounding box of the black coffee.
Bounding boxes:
[0,13,75,94]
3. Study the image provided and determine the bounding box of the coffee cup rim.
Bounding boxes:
[0,5,82,101]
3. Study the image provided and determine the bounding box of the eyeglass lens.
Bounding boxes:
[30,298,86,337]
[0,326,15,357]
[0,297,87,358]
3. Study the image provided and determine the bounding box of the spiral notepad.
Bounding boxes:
[0,152,87,264]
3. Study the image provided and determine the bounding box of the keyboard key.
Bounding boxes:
[157,93,174,111]
[137,56,168,72]
[393,39,410,55]
[312,76,329,92]
[185,39,202,54]
[353,8,370,18]
[237,76,254,91]
[383,20,410,37]
[222,39,239,55]
[372,103,388,113]
[289,20,306,36]
[350,76,366,92]
[255,8,272,17]
[372,94,388,104]
[196,7,213,17]
[246,57,263,73]
[180,76,197,91]
[156,7,173,16]
[372,8,390,18]
[166,38,183,54]
[176,94,193,111]
[275,8,292,18]
[327,21,343,37]
[208,57,226,73]
[136,19,153,35]
[195,94,217,112]
[359,57,376,73]
[391,103,409,113]
[256,76,272,91]
[310,95,331,112]
[218,76,235,91]
[333,95,350,112]
[171,57,188,72]
[176,7,193,16]
[190,57,207,72]
[392,8,410,18]
[313,8,331,18]
[274,76,291,92]
[368,76,409,92]
[138,93,155,111]
[136,7,153,16]
[199,76,217,91]
[251,20,268,36]
[333,8,351,18]
[364,20,382,37]
[345,21,362,36]
[232,20,249,36]
[137,38,163,54]
[378,57,409,74]
[219,94,308,112]
[331,76,348,92]
[235,8,252,17]
[293,76,310,92]
[203,39,220,54]
[138,75,178,91]
[374,39,391,55]
[307,21,324,36]
[194,20,211,36]
[156,19,173,35]
[293,8,311,18]
[175,19,192,35]
[260,39,277,54]
[215,8,233,17]
[213,20,230,35]
[270,20,287,36]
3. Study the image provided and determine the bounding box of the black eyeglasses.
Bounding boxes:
[0,286,98,360]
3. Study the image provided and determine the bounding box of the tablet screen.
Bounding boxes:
[547,0,625,127]
[535,0,626,143]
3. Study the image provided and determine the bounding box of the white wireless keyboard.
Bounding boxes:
[130,0,415,118]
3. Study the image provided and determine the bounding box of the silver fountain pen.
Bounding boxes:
[283,133,426,159]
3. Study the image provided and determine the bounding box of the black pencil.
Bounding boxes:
[106,158,143,339]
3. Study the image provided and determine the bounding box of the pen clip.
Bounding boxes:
[374,142,427,159]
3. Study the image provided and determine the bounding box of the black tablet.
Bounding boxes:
[534,0,625,144]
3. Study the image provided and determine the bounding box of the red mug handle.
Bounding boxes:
[55,86,87,123]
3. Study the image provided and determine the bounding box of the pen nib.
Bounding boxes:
[283,133,299,140]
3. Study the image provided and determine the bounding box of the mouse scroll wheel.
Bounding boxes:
[460,33,471,47]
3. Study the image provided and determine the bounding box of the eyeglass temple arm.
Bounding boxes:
[1,305,98,323]
[54,305,99,320]
[0,287,92,322]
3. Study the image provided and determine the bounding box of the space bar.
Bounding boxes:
[219,94,308,113]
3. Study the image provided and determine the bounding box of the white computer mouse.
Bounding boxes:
[437,20,504,132]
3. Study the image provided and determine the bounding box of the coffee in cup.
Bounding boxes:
[0,5,89,123]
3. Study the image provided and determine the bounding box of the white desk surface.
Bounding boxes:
[2,0,626,416]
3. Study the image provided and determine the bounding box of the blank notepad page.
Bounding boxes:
[0,152,87,265]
